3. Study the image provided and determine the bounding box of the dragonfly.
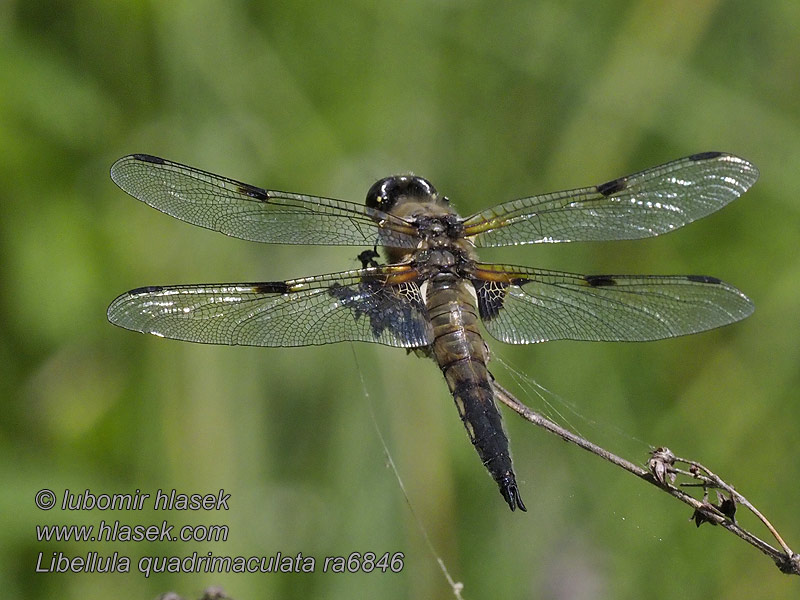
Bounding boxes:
[108,151,758,512]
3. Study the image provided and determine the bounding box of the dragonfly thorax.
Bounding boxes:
[382,213,471,266]
[412,246,474,278]
[369,175,466,264]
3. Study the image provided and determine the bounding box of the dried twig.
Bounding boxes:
[493,382,800,576]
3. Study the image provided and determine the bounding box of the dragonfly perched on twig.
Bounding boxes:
[108,151,757,511]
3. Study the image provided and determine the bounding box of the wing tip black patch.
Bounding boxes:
[596,177,627,196]
[584,275,616,287]
[689,151,723,161]
[686,274,722,284]
[132,154,166,165]
[128,285,165,295]
[237,183,269,200]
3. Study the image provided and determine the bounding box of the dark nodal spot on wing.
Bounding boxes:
[133,154,165,164]
[687,274,722,284]
[253,281,291,294]
[129,285,165,295]
[597,177,627,196]
[689,151,722,161]
[237,183,269,200]
[585,275,616,287]
[510,277,530,286]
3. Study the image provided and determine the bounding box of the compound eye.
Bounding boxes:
[365,175,438,211]
[407,177,436,199]
[365,177,393,211]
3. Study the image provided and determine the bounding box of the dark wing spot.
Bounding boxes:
[329,280,428,344]
[585,275,616,287]
[237,183,269,200]
[689,151,722,161]
[686,274,722,284]
[129,285,165,295]
[252,281,291,294]
[474,280,508,321]
[596,177,627,196]
[133,154,165,164]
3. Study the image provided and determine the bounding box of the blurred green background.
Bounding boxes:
[2,1,799,598]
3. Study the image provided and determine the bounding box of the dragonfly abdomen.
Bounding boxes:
[427,276,526,511]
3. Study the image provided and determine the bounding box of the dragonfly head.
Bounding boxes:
[366,175,447,215]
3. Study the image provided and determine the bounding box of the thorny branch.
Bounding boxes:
[493,382,800,576]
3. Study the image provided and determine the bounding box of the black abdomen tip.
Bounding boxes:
[499,476,527,512]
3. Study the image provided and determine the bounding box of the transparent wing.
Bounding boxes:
[110,154,419,247]
[463,153,758,246]
[471,263,753,344]
[107,266,433,348]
